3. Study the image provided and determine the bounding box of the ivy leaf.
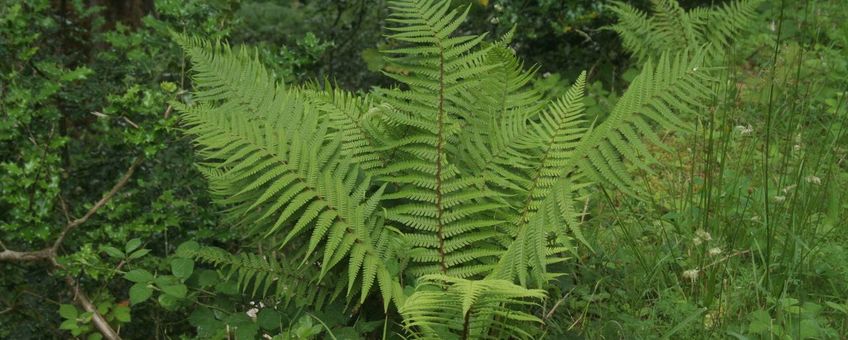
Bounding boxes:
[129,283,153,305]
[124,269,154,283]
[170,258,194,279]
[59,304,78,320]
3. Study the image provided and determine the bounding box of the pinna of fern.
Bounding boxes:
[172,0,718,337]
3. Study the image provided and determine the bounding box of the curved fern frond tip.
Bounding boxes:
[610,0,763,64]
[399,275,546,339]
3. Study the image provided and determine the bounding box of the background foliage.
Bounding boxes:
[1,0,845,339]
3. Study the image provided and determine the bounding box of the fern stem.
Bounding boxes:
[461,307,472,340]
[435,46,448,274]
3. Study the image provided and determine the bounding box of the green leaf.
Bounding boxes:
[128,248,151,259]
[59,319,78,331]
[112,305,131,323]
[747,310,772,334]
[129,283,153,305]
[88,333,103,340]
[124,269,154,283]
[175,241,200,258]
[125,238,142,253]
[197,270,219,287]
[159,284,187,299]
[101,246,125,259]
[170,258,194,279]
[158,294,179,311]
[257,309,282,330]
[59,304,78,320]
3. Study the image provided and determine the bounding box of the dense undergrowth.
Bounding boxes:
[1,0,846,339]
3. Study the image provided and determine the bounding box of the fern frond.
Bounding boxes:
[572,51,713,194]
[399,275,546,339]
[488,73,589,286]
[184,245,345,308]
[176,38,402,309]
[374,0,507,277]
[304,86,387,173]
[610,0,762,63]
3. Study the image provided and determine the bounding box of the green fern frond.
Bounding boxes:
[399,275,546,339]
[175,37,402,309]
[374,0,507,277]
[488,73,589,286]
[571,51,713,194]
[304,87,387,173]
[184,245,345,308]
[610,0,762,63]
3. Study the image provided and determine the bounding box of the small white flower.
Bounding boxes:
[774,195,786,203]
[805,175,821,185]
[542,72,551,78]
[793,144,801,152]
[782,184,796,194]
[682,269,700,282]
[246,307,259,319]
[708,247,722,257]
[734,125,754,135]
[695,229,712,242]
[494,4,504,12]
[693,237,703,246]
[490,17,500,24]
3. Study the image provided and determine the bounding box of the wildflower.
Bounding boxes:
[793,144,801,152]
[494,3,504,12]
[695,229,712,242]
[781,184,796,194]
[693,237,703,246]
[708,247,722,257]
[490,17,500,24]
[542,72,551,78]
[734,124,753,135]
[682,269,700,282]
[774,195,786,203]
[246,307,259,319]
[805,175,821,185]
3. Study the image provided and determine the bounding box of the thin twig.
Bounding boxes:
[51,156,143,252]
[0,156,143,340]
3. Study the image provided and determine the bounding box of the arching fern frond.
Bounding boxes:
[303,87,387,173]
[488,73,589,286]
[399,275,546,340]
[181,244,346,308]
[571,51,714,194]
[175,38,402,309]
[610,0,762,63]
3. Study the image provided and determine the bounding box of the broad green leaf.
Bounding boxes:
[124,269,154,283]
[170,258,194,279]
[129,283,153,305]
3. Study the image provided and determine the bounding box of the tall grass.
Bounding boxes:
[548,0,848,337]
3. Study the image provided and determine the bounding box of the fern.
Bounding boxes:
[175,37,403,309]
[399,275,546,339]
[174,0,722,335]
[610,0,762,63]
